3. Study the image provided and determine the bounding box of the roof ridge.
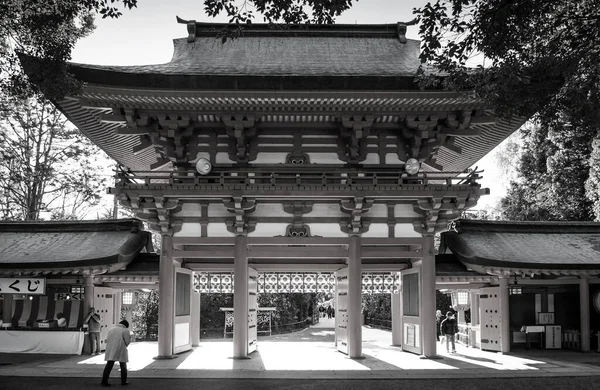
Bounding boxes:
[0,219,143,233]
[175,16,418,43]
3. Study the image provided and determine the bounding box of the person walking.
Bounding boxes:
[101,320,131,387]
[440,311,458,353]
[435,310,444,342]
[84,307,102,355]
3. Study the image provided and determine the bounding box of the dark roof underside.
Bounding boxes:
[0,219,149,269]
[442,220,600,270]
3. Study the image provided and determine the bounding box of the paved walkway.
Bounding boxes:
[1,321,599,380]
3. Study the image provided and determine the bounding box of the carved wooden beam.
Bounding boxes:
[222,114,257,163]
[338,114,375,163]
[340,197,373,235]
[223,196,257,235]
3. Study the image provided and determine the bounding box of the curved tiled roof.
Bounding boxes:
[71,21,420,80]
[74,36,421,78]
[0,219,149,271]
[441,220,600,270]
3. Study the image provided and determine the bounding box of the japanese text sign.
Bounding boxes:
[0,278,46,295]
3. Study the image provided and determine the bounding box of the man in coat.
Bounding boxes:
[101,320,131,386]
[440,311,459,353]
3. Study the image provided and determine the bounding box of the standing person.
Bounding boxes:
[440,311,458,353]
[326,306,332,319]
[84,307,102,355]
[101,320,131,387]
[435,310,444,342]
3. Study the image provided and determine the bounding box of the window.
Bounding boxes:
[402,273,419,316]
[176,273,191,316]
[509,287,522,295]
[457,291,469,305]
[122,292,134,305]
[70,286,84,294]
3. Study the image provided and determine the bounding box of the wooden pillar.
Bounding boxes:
[114,291,122,323]
[2,294,13,325]
[580,276,590,352]
[157,235,175,358]
[191,288,201,347]
[499,277,510,353]
[233,235,249,358]
[347,235,363,358]
[391,272,403,346]
[83,276,94,315]
[420,235,436,357]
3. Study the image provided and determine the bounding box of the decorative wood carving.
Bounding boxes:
[282,201,313,237]
[339,197,373,235]
[117,195,182,236]
[285,224,311,237]
[223,197,256,235]
[338,115,375,164]
[222,114,257,163]
[412,194,479,234]
[285,153,310,165]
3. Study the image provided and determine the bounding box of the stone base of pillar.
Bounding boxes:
[419,355,443,360]
[153,355,178,360]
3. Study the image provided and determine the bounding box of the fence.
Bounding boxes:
[365,317,391,330]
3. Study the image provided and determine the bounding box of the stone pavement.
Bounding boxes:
[0,319,599,380]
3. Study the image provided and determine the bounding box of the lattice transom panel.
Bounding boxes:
[195,272,398,294]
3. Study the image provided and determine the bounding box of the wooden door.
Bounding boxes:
[479,287,502,352]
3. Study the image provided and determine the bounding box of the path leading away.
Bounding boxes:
[0,324,598,380]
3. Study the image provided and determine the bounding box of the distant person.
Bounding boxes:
[56,312,67,327]
[436,310,444,342]
[84,307,102,355]
[440,311,458,353]
[326,306,332,319]
[319,306,325,318]
[101,320,131,387]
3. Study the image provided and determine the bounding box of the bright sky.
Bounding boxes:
[71,0,510,212]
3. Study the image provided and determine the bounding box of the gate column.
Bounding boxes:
[579,276,590,352]
[347,235,363,358]
[191,287,200,347]
[233,235,249,358]
[158,234,175,358]
[421,235,436,358]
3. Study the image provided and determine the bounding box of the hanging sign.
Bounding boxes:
[0,277,46,295]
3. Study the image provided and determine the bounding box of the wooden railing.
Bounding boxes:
[113,167,482,190]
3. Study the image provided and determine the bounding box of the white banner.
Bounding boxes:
[0,278,46,295]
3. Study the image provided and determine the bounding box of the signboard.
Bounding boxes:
[538,312,555,325]
[545,325,561,349]
[0,278,46,295]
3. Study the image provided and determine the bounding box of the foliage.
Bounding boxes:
[200,293,233,335]
[415,1,600,132]
[0,97,107,220]
[362,294,390,321]
[585,135,600,220]
[0,0,137,100]
[257,293,316,330]
[500,120,596,221]
[204,0,356,24]
[131,290,159,340]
